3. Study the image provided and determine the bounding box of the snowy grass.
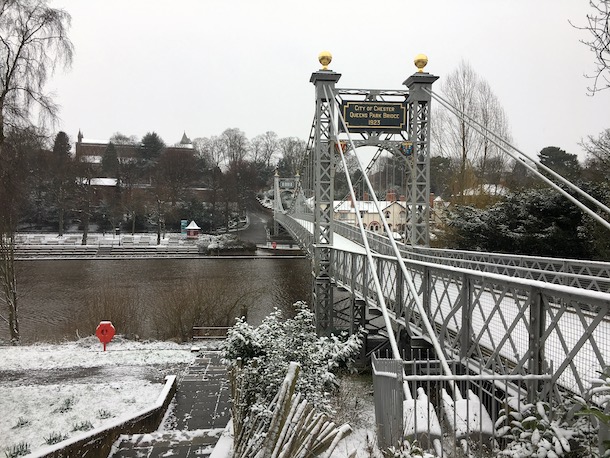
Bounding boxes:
[0,336,196,454]
[0,336,382,457]
[329,373,383,458]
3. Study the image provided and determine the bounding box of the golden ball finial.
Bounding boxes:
[414,54,428,73]
[318,51,332,70]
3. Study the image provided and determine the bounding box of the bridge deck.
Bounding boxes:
[293,218,366,254]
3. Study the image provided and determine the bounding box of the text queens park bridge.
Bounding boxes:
[274,52,610,454]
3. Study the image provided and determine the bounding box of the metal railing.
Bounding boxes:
[333,247,610,401]
[277,211,610,455]
[277,214,610,399]
[372,354,555,455]
[334,220,610,293]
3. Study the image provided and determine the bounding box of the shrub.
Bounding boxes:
[386,440,434,457]
[222,301,362,415]
[495,401,579,457]
[151,274,263,341]
[74,284,143,338]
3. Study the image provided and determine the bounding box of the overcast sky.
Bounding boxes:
[49,0,609,160]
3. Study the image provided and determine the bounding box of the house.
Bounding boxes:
[333,192,408,237]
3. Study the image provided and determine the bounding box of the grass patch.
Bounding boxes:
[72,420,93,432]
[44,431,69,445]
[53,397,74,413]
[12,417,30,429]
[4,442,30,458]
[96,409,113,419]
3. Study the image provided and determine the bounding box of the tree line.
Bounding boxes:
[13,128,306,243]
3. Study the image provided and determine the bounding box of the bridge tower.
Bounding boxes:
[310,52,340,336]
[404,55,439,246]
[307,53,438,336]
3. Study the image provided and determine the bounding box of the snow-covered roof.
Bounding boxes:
[80,155,102,164]
[81,138,109,145]
[460,184,509,196]
[334,200,406,213]
[186,221,200,230]
[90,178,117,186]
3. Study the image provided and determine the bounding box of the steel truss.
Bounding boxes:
[307,70,438,334]
[310,70,341,335]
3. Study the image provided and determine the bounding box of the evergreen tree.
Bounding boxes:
[538,146,582,182]
[140,132,165,184]
[51,131,74,236]
[445,189,592,258]
[101,141,119,177]
[52,131,71,160]
[140,132,165,162]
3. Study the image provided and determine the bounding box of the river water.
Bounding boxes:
[6,257,312,344]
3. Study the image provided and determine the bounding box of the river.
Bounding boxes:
[5,257,312,344]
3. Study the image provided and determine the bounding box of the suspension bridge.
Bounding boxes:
[273,52,610,455]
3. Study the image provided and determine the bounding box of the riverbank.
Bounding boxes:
[0,337,200,454]
[0,338,379,458]
[13,232,304,259]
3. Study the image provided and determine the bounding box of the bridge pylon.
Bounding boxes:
[310,53,341,336]
[404,57,439,247]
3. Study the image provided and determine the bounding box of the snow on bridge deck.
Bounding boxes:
[294,218,367,254]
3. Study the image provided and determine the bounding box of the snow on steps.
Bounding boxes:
[403,386,442,452]
[109,428,224,457]
[441,388,494,443]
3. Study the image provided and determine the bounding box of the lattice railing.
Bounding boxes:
[332,248,610,400]
[333,220,610,293]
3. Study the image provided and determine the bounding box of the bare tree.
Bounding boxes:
[0,0,73,344]
[0,0,74,147]
[220,128,249,167]
[476,79,511,184]
[582,128,610,180]
[193,135,226,169]
[571,0,610,93]
[441,60,481,200]
[437,61,511,201]
[154,148,197,206]
[251,131,279,167]
[278,136,307,176]
[109,132,138,145]
[0,129,36,343]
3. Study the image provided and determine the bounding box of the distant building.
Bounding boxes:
[333,192,408,237]
[333,191,451,239]
[75,130,194,177]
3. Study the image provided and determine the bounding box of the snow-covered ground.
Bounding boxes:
[0,337,381,458]
[0,337,197,455]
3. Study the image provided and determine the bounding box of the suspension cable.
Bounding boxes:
[428,89,610,231]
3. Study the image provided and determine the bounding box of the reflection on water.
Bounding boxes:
[7,258,311,343]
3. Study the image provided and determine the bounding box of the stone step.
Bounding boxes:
[110,428,224,457]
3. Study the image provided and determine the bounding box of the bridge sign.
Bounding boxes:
[279,179,296,189]
[341,101,406,132]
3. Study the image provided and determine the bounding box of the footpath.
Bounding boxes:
[109,350,231,457]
